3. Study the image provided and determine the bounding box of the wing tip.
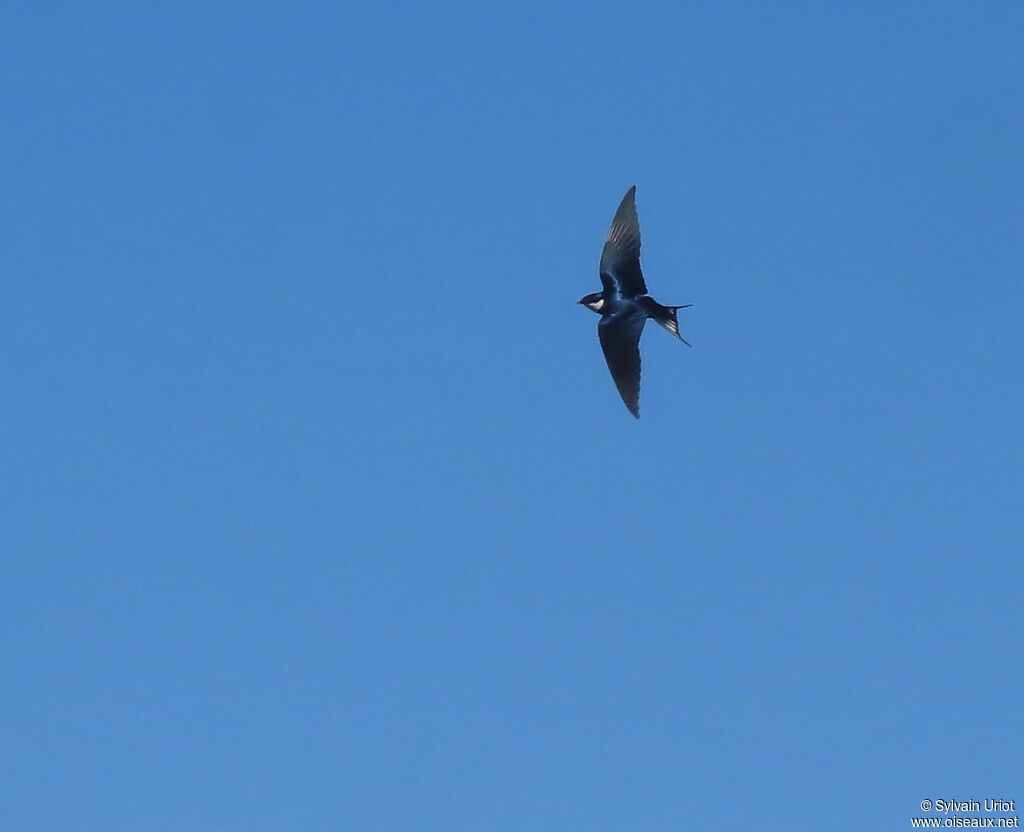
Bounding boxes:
[625,391,640,419]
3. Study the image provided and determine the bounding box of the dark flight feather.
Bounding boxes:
[599,185,647,298]
[597,307,647,419]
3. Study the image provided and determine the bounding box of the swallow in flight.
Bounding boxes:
[579,186,691,418]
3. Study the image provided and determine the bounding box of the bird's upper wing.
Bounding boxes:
[598,307,647,418]
[599,185,647,298]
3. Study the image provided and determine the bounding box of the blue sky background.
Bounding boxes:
[3,2,1023,829]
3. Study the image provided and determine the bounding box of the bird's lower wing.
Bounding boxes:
[598,311,646,418]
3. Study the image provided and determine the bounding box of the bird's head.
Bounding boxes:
[578,292,605,314]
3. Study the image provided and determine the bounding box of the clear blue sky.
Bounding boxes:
[3,3,1022,830]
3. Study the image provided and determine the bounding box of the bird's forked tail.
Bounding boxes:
[639,297,693,346]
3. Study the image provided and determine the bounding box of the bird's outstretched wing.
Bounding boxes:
[598,308,647,418]
[599,185,647,298]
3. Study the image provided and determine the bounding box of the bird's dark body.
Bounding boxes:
[579,186,690,418]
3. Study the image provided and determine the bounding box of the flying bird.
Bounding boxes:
[579,186,691,418]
